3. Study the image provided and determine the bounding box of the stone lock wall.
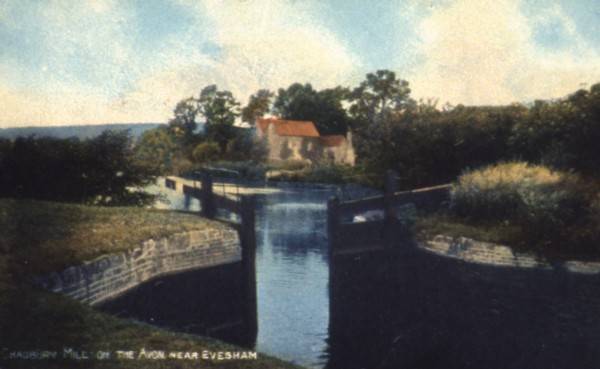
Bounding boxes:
[422,234,600,274]
[34,227,241,306]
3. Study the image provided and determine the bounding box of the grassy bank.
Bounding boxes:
[0,198,233,275]
[0,199,302,369]
[414,214,599,261]
[414,214,523,247]
[413,162,600,260]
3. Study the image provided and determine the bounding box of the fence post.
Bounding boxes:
[384,170,399,248]
[240,195,257,339]
[384,170,398,217]
[200,173,216,218]
[328,196,340,257]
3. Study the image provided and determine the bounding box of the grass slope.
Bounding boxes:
[0,199,302,369]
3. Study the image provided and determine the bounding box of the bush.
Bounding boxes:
[266,163,372,185]
[303,164,354,183]
[271,160,311,171]
[451,162,591,244]
[192,142,221,163]
[354,104,525,189]
[225,132,268,163]
[509,84,600,177]
[134,126,178,175]
[0,132,157,206]
[204,161,267,180]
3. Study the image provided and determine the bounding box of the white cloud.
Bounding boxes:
[38,1,136,88]
[0,80,144,126]
[115,0,361,125]
[198,0,359,90]
[6,0,599,127]
[0,0,360,127]
[410,0,600,105]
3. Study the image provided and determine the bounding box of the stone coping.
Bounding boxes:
[34,227,242,306]
[421,235,600,275]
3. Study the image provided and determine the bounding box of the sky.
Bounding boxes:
[1,0,599,127]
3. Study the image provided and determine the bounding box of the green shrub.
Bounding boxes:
[207,160,267,180]
[451,162,591,243]
[266,163,372,185]
[303,164,352,183]
[271,160,310,171]
[0,132,157,206]
[192,142,221,163]
[170,155,195,176]
[225,131,268,162]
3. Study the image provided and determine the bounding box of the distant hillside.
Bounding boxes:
[0,123,164,141]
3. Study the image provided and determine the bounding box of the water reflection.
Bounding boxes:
[254,189,334,368]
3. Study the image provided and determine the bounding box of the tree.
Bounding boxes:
[85,130,157,205]
[242,89,274,125]
[192,142,221,164]
[0,131,157,205]
[509,83,600,176]
[134,126,179,174]
[168,97,199,141]
[198,85,240,126]
[223,128,269,162]
[273,83,351,135]
[348,70,413,124]
[272,83,315,120]
[314,86,352,135]
[197,85,241,151]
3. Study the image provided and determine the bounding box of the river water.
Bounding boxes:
[254,189,334,368]
[108,181,600,369]
[145,181,341,368]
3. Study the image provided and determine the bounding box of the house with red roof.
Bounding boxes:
[256,118,355,165]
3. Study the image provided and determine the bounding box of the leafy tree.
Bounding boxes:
[354,103,525,188]
[0,131,157,205]
[510,83,600,176]
[272,83,316,119]
[242,89,274,125]
[192,141,221,163]
[85,130,156,205]
[348,70,413,124]
[314,87,352,135]
[134,126,178,175]
[197,85,241,151]
[168,97,199,142]
[225,129,268,162]
[198,85,240,126]
[273,83,350,135]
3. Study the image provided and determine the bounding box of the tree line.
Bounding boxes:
[138,69,600,189]
[0,131,155,205]
[1,69,598,205]
[135,70,415,174]
[356,82,600,188]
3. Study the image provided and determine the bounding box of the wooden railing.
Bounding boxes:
[328,170,451,257]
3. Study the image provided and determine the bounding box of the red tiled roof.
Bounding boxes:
[257,118,320,137]
[320,135,346,147]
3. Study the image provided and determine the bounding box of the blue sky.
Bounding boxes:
[1,0,599,126]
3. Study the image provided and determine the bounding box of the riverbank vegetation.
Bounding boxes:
[265,161,371,185]
[131,71,599,188]
[0,199,302,369]
[415,162,600,258]
[0,199,230,274]
[2,70,599,255]
[0,131,157,206]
